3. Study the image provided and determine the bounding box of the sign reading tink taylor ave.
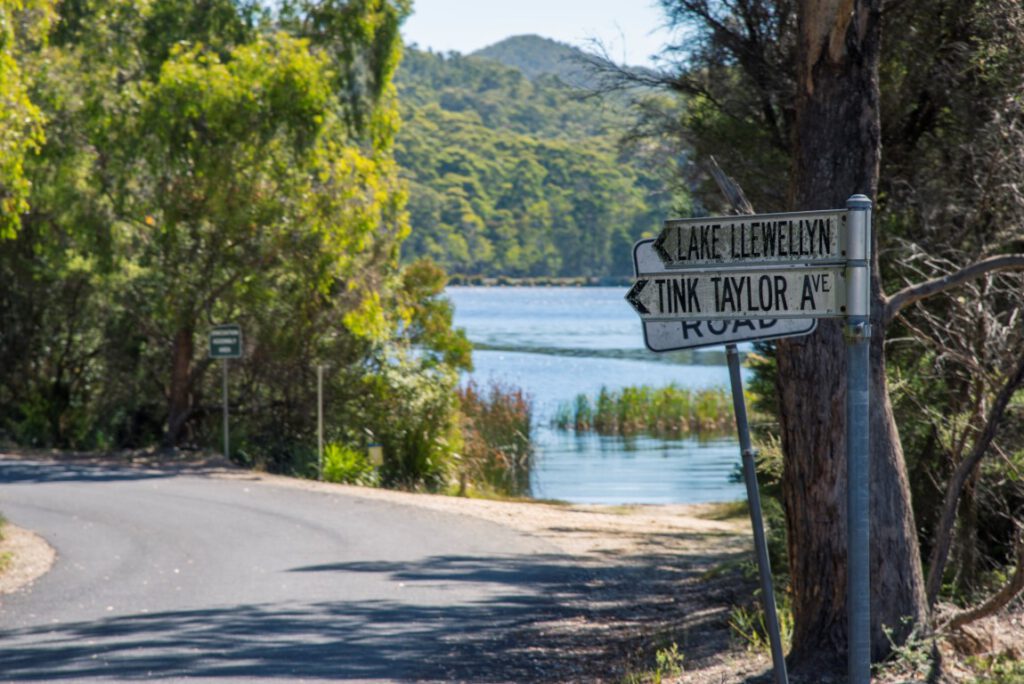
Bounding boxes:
[627,267,845,321]
[653,209,846,268]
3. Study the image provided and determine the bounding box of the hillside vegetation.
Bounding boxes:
[394,36,686,278]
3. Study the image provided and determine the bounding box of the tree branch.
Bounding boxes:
[707,155,755,215]
[941,524,1024,632]
[925,349,1024,607]
[883,254,1024,327]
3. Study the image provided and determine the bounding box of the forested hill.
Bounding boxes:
[471,34,593,87]
[394,38,684,278]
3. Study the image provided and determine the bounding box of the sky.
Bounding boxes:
[401,0,679,67]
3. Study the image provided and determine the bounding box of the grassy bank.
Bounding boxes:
[554,384,734,438]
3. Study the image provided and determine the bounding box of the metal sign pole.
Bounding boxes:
[845,195,872,684]
[317,364,324,481]
[726,344,788,684]
[222,359,229,460]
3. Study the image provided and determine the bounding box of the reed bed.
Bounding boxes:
[553,384,734,437]
[457,380,533,497]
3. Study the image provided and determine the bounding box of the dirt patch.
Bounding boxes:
[0,525,56,598]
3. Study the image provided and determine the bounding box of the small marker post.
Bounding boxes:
[222,359,229,460]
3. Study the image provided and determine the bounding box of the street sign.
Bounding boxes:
[626,266,846,321]
[632,240,816,351]
[209,324,242,359]
[653,209,846,269]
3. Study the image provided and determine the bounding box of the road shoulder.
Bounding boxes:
[0,524,56,597]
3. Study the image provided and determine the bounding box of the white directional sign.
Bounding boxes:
[653,209,846,269]
[631,240,817,351]
[627,267,845,321]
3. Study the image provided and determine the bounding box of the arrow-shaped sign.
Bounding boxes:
[626,268,845,321]
[654,209,846,269]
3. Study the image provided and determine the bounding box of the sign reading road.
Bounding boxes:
[627,266,845,321]
[653,209,845,268]
[643,318,817,352]
[209,324,242,359]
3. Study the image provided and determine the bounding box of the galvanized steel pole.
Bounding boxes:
[726,344,788,684]
[222,359,229,460]
[845,194,872,684]
[317,364,324,481]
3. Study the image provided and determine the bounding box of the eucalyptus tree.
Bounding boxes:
[632,0,1024,673]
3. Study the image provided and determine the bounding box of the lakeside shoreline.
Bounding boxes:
[447,275,633,287]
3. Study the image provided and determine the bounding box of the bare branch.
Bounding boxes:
[883,254,1024,327]
[707,155,754,215]
[941,524,1024,631]
[925,350,1024,607]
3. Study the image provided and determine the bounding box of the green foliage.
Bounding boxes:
[728,591,793,655]
[456,380,532,497]
[622,641,685,684]
[968,654,1024,683]
[322,442,376,485]
[0,0,471,495]
[554,384,733,437]
[0,0,53,239]
[394,47,682,277]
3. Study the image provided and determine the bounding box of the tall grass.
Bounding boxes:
[457,381,533,497]
[554,384,733,437]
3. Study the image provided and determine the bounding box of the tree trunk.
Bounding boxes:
[163,325,194,448]
[779,0,927,670]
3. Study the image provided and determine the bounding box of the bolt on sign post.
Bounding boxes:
[626,196,873,684]
[209,325,242,460]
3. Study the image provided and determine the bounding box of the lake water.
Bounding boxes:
[447,286,746,504]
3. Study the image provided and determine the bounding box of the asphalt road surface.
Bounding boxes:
[0,459,586,682]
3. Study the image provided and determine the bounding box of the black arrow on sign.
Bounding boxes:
[626,279,650,315]
[652,230,672,264]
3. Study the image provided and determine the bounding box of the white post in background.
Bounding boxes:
[317,364,324,481]
[222,359,230,460]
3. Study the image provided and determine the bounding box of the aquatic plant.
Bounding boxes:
[554,384,734,438]
[457,381,533,497]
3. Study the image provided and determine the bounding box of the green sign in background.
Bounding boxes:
[209,325,242,359]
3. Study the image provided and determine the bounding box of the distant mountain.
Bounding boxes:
[471,34,596,87]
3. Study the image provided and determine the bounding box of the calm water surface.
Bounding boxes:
[447,286,746,504]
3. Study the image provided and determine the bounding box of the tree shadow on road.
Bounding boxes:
[0,550,751,682]
[0,459,178,485]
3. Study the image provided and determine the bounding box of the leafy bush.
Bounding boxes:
[322,443,376,486]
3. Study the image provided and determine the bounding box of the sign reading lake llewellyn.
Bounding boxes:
[209,324,242,359]
[631,239,817,351]
[653,209,846,269]
[627,266,845,321]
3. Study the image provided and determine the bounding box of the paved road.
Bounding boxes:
[0,459,584,682]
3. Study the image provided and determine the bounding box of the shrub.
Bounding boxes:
[322,443,376,485]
